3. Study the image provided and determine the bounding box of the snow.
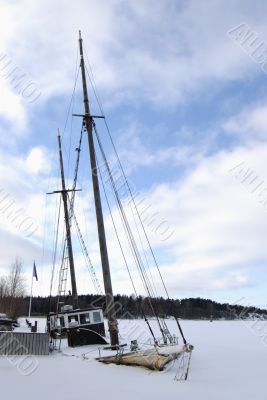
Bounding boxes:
[1,318,267,399]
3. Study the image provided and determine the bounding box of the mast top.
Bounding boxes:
[79,30,82,40]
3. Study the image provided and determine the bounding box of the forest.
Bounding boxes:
[1,293,266,320]
[1,259,266,320]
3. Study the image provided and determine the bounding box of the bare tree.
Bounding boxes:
[0,276,8,314]
[0,258,26,318]
[0,276,8,298]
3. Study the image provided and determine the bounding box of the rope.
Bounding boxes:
[97,155,138,297]
[93,122,166,341]
[96,117,187,343]
[94,123,154,300]
[66,52,79,179]
[71,204,103,295]
[98,157,160,344]
[68,121,85,221]
[56,121,103,306]
[49,49,80,309]
[82,54,167,297]
[82,48,187,344]
[62,47,80,138]
[49,196,62,312]
[55,121,84,311]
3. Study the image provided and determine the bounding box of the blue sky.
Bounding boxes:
[1,0,267,307]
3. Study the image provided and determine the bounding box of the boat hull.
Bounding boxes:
[67,322,108,347]
[97,344,194,371]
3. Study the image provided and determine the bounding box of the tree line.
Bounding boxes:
[1,259,266,320]
[2,292,266,320]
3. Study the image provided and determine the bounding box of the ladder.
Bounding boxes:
[72,209,103,295]
[57,247,69,309]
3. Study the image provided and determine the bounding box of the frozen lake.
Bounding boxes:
[0,318,266,400]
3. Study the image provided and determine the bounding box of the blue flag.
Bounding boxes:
[33,262,38,281]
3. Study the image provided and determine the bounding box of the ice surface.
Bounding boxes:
[1,318,266,400]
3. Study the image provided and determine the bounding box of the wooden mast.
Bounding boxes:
[57,130,79,309]
[78,31,119,346]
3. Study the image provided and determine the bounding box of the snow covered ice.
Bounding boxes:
[0,318,266,400]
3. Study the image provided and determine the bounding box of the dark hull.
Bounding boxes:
[67,322,107,347]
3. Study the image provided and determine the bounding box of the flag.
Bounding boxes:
[33,262,38,281]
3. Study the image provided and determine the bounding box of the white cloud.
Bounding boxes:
[1,0,266,132]
[1,0,267,305]
[26,146,53,175]
[1,126,266,301]
[83,139,267,299]
[115,121,205,172]
[0,145,56,274]
[0,80,27,134]
[223,101,267,140]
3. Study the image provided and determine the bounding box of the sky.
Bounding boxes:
[1,0,267,307]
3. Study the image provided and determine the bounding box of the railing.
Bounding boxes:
[0,332,49,355]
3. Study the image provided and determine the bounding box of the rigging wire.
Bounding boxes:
[56,121,84,309]
[82,49,164,312]
[62,47,80,138]
[93,122,167,341]
[103,125,187,343]
[82,59,187,343]
[83,48,168,297]
[70,203,103,295]
[127,198,160,298]
[97,156,160,344]
[67,57,79,179]
[68,121,103,295]
[49,196,62,310]
[96,155,138,298]
[84,48,105,117]
[83,52,164,295]
[69,121,85,219]
[49,50,80,304]
[56,120,103,306]
[41,192,48,288]
[94,122,156,300]
[51,43,187,344]
[106,127,169,296]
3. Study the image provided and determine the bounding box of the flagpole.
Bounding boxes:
[28,267,34,319]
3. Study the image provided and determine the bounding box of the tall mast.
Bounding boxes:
[78,31,119,346]
[57,130,79,309]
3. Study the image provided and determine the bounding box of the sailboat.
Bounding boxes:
[46,131,108,346]
[47,31,193,372]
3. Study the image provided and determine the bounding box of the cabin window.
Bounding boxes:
[79,313,90,325]
[68,315,78,323]
[59,316,65,327]
[93,311,101,323]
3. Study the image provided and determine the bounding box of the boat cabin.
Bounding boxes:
[47,305,107,346]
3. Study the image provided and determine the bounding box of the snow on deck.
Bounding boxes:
[1,318,266,399]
